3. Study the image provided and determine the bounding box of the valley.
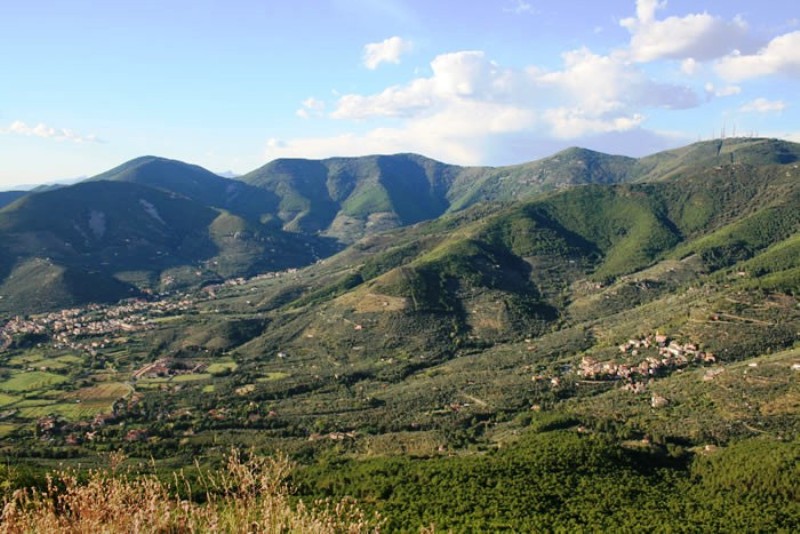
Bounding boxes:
[0,137,798,530]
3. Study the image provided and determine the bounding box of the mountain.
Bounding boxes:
[633,137,800,182]
[0,191,27,210]
[1,138,799,531]
[1,137,798,314]
[240,149,637,243]
[0,180,335,313]
[240,154,459,242]
[87,156,281,222]
[232,141,800,371]
[444,147,636,210]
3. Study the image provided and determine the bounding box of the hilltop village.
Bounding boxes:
[579,334,716,383]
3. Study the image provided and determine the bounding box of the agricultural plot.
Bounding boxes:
[0,371,68,392]
[257,372,290,382]
[172,373,212,383]
[206,360,238,375]
[5,351,83,370]
[0,393,20,407]
[5,351,47,367]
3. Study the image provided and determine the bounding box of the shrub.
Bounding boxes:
[0,450,379,533]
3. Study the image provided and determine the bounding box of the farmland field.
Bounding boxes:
[172,373,212,382]
[206,360,237,374]
[0,393,20,406]
[0,371,68,392]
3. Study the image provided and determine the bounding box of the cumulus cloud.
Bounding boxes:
[336,47,699,129]
[716,31,800,81]
[543,108,645,139]
[539,47,700,116]
[739,98,786,113]
[268,44,706,164]
[620,0,750,62]
[333,51,531,120]
[1,120,101,143]
[363,36,413,69]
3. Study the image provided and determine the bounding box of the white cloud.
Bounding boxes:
[543,108,645,139]
[739,98,786,113]
[272,46,703,164]
[296,97,326,119]
[2,120,101,143]
[333,51,531,120]
[621,0,750,62]
[716,31,800,81]
[681,58,699,75]
[632,0,666,25]
[332,78,436,119]
[538,47,700,116]
[363,36,413,70]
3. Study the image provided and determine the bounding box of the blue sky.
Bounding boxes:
[1,0,799,187]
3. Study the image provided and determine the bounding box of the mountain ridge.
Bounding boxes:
[1,137,798,313]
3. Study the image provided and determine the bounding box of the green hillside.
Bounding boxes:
[0,181,334,313]
[240,149,641,244]
[446,147,636,210]
[241,154,459,242]
[88,155,280,221]
[1,138,800,531]
[7,138,797,313]
[223,144,800,389]
[633,137,800,182]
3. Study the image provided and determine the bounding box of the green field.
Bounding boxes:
[6,351,47,366]
[172,373,212,383]
[257,372,290,382]
[206,360,238,374]
[6,352,83,370]
[0,393,20,406]
[0,371,68,392]
[66,382,131,402]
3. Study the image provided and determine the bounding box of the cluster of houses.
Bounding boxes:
[578,333,716,384]
[200,267,302,298]
[132,358,207,380]
[0,296,195,356]
[35,392,145,444]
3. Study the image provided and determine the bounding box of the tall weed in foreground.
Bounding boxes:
[0,450,379,533]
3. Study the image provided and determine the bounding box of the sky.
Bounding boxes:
[1,0,799,188]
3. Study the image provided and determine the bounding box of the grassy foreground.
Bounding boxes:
[0,450,380,533]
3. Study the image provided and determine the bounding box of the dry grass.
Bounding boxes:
[0,450,380,533]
